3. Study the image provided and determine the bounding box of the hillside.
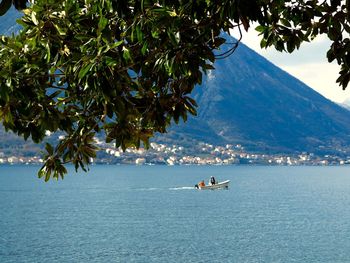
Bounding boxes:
[161,41,350,155]
[0,8,21,35]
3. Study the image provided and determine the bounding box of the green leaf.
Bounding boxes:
[45,143,54,155]
[78,63,93,79]
[44,42,51,62]
[31,11,38,25]
[326,49,336,62]
[38,168,45,179]
[98,16,108,31]
[286,40,295,53]
[280,18,291,28]
[260,38,267,48]
[141,42,148,55]
[45,170,51,182]
[122,47,131,61]
[136,25,143,42]
[110,40,124,49]
[105,56,118,66]
[255,25,265,33]
[54,24,67,36]
[151,30,159,39]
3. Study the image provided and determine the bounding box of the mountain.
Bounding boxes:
[1,12,350,156]
[0,8,21,35]
[0,126,43,156]
[340,98,350,111]
[160,40,350,155]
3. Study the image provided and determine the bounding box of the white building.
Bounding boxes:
[135,158,146,165]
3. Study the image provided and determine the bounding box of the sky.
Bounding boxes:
[233,28,350,104]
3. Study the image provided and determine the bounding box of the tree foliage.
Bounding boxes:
[0,0,349,180]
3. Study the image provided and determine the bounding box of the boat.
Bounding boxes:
[195,180,230,190]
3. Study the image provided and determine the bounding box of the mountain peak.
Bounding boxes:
[165,41,350,155]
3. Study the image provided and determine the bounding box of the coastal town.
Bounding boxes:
[1,139,350,166]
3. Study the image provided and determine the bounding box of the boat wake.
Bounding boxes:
[169,186,195,190]
[135,187,161,191]
[133,186,196,191]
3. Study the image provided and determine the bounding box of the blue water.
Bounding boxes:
[1,165,350,262]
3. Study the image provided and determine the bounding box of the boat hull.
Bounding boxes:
[198,180,230,190]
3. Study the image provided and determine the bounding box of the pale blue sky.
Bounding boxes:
[235,29,350,103]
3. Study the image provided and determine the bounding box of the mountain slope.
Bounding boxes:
[164,41,350,154]
[0,8,21,35]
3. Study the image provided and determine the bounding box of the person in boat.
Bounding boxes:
[210,176,216,185]
[198,180,205,188]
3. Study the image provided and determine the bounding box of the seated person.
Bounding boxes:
[198,180,205,187]
[210,176,216,185]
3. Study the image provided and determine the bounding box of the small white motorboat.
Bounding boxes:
[195,180,230,190]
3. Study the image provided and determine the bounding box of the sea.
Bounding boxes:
[1,165,350,263]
